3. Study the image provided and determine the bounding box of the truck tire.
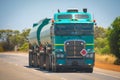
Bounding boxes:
[33,54,38,67]
[39,54,44,69]
[86,68,93,73]
[37,55,40,67]
[46,55,51,71]
[29,52,32,66]
[51,55,58,72]
[36,54,40,67]
[52,65,56,72]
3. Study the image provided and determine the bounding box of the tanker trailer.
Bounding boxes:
[28,18,52,68]
[28,9,95,73]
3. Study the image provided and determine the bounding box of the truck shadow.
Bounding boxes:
[24,66,89,73]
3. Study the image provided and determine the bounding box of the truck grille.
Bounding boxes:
[65,40,85,58]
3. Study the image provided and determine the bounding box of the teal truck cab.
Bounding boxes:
[28,9,95,73]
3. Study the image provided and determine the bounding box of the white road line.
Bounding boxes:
[45,73,50,76]
[15,64,18,66]
[23,67,27,69]
[8,62,13,64]
[61,77,67,80]
[33,69,37,72]
[94,72,120,79]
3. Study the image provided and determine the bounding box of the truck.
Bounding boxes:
[28,9,95,73]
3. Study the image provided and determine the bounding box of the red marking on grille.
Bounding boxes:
[80,49,87,56]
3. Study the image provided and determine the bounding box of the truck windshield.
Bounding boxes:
[75,14,89,19]
[54,23,93,36]
[57,14,72,19]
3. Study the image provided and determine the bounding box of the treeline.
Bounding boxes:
[95,16,120,64]
[0,16,120,64]
[0,29,30,52]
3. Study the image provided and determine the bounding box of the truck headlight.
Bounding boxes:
[60,54,64,58]
[55,49,64,58]
[86,54,89,58]
[90,54,93,58]
[86,54,93,58]
[56,54,64,58]
[56,54,60,58]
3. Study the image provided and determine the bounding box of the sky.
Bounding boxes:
[0,0,120,31]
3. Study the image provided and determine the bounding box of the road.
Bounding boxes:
[0,53,120,80]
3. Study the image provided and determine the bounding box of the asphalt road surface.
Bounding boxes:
[0,53,120,80]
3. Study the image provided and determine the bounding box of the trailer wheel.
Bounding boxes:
[51,55,58,72]
[29,52,35,67]
[39,54,44,69]
[29,52,32,66]
[46,55,50,71]
[36,53,40,67]
[33,54,38,67]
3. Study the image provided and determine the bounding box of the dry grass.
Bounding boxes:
[95,53,120,72]
[95,53,117,64]
[95,61,120,72]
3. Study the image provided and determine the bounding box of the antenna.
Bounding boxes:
[58,9,60,13]
[83,8,87,13]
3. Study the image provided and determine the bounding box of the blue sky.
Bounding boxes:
[0,0,120,31]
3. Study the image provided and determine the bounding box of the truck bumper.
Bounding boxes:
[56,64,94,71]
[56,58,94,69]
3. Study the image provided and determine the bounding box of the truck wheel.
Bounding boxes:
[36,54,39,67]
[52,64,59,72]
[37,55,40,67]
[29,52,34,67]
[52,65,56,72]
[39,54,44,69]
[86,68,93,73]
[34,54,38,67]
[46,55,50,71]
[29,52,32,66]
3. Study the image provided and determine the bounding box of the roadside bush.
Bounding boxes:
[114,59,120,65]
[0,42,4,52]
[109,16,120,61]
[19,42,29,52]
[0,46,4,52]
[95,38,110,54]
[101,45,110,54]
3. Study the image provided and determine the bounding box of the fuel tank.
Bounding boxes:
[28,18,52,46]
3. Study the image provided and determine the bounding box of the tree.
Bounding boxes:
[109,16,120,62]
[0,29,30,52]
[18,29,30,51]
[0,29,13,51]
[94,26,110,54]
[94,26,107,39]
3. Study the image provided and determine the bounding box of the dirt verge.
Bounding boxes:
[95,61,120,72]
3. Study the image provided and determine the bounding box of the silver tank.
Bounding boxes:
[28,18,52,46]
